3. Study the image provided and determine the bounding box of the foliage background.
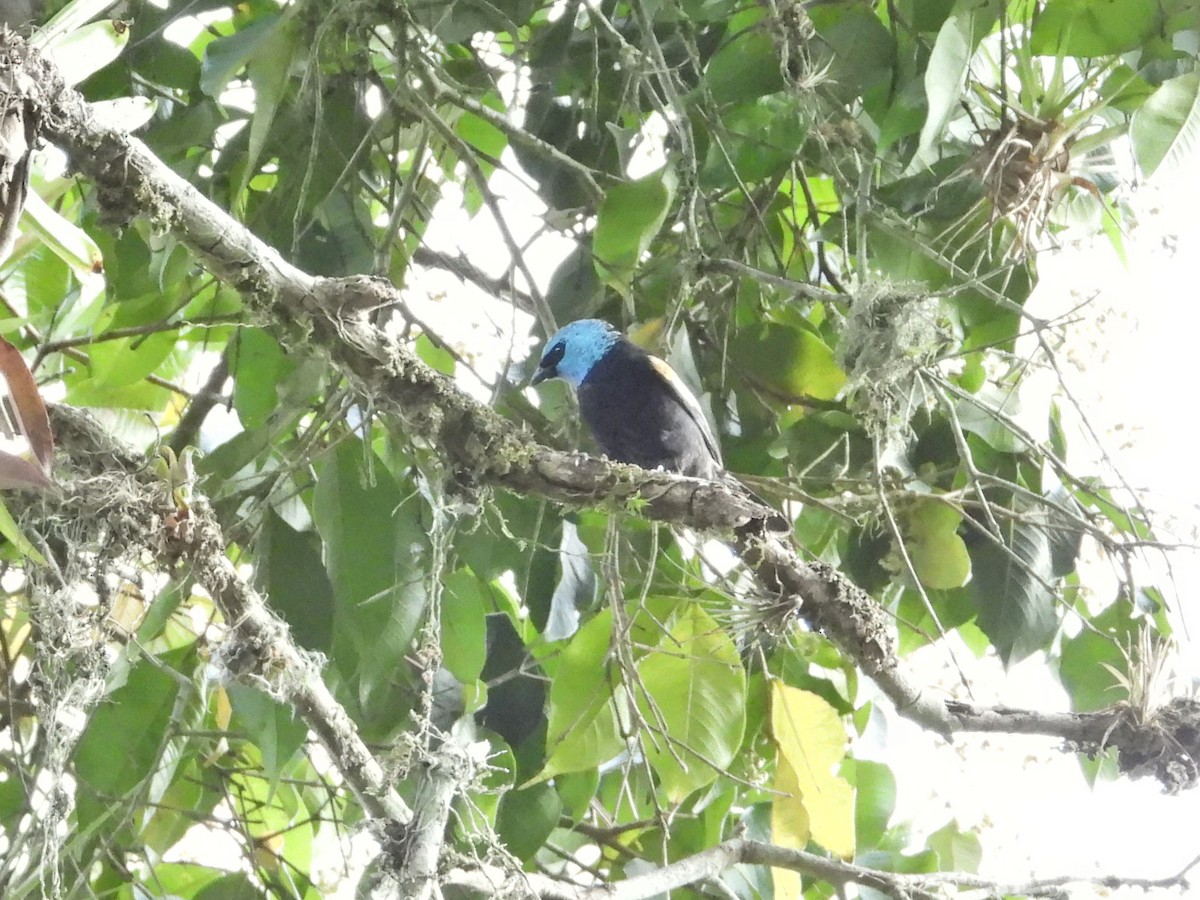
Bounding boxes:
[0,0,1197,896]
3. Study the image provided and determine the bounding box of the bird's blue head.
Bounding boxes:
[531,319,620,389]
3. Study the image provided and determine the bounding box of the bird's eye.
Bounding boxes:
[540,342,566,370]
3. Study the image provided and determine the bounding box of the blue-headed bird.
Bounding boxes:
[531,319,786,531]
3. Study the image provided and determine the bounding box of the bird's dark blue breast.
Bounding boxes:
[577,340,721,480]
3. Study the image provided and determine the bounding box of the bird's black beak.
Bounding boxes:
[531,341,564,386]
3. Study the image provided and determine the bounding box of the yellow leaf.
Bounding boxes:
[214,685,233,732]
[109,583,145,636]
[771,683,855,859]
[772,865,803,900]
[771,754,808,898]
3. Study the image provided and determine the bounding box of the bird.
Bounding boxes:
[531,319,787,531]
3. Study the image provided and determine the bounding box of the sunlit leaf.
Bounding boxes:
[593,170,677,297]
[538,609,625,781]
[1031,0,1158,57]
[634,603,746,803]
[41,18,128,86]
[1131,72,1200,179]
[732,322,846,402]
[771,683,855,859]
[917,0,1000,160]
[905,500,971,590]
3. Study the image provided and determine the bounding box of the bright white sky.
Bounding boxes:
[880,156,1200,895]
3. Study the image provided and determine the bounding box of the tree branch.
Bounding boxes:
[440,838,1200,900]
[38,406,414,827]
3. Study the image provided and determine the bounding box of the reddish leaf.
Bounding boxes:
[0,337,54,488]
[0,452,53,490]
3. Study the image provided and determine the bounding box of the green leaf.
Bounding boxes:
[32,0,127,49]
[704,6,785,104]
[809,3,895,92]
[555,768,598,819]
[0,498,45,563]
[1131,72,1200,179]
[496,783,562,860]
[313,440,429,713]
[137,863,226,897]
[852,760,896,850]
[732,322,846,402]
[86,331,179,390]
[969,518,1058,665]
[927,820,982,872]
[42,18,129,86]
[634,603,746,803]
[200,16,281,98]
[441,569,489,685]
[195,873,262,900]
[593,170,677,297]
[955,384,1028,453]
[140,752,223,855]
[701,95,811,186]
[538,609,625,780]
[226,684,308,783]
[232,328,297,430]
[75,650,186,837]
[1059,600,1138,711]
[1031,0,1158,57]
[255,508,336,652]
[917,0,1000,160]
[416,332,456,376]
[456,94,509,163]
[21,191,104,279]
[905,500,971,590]
[240,15,298,201]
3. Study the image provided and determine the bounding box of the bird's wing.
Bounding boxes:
[646,355,723,467]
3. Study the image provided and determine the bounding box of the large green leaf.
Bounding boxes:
[41,18,129,86]
[538,609,625,780]
[1031,0,1159,57]
[255,509,335,653]
[732,322,846,402]
[200,16,281,98]
[496,782,562,860]
[701,95,811,186]
[313,440,429,715]
[969,519,1058,665]
[1059,599,1139,711]
[441,568,489,685]
[703,6,785,104]
[75,649,189,838]
[226,684,308,786]
[593,170,677,297]
[240,14,298,202]
[927,819,982,872]
[853,759,897,850]
[917,0,1000,159]
[904,500,971,590]
[634,603,746,803]
[1131,72,1200,178]
[232,328,298,430]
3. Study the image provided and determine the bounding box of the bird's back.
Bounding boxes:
[577,340,722,480]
